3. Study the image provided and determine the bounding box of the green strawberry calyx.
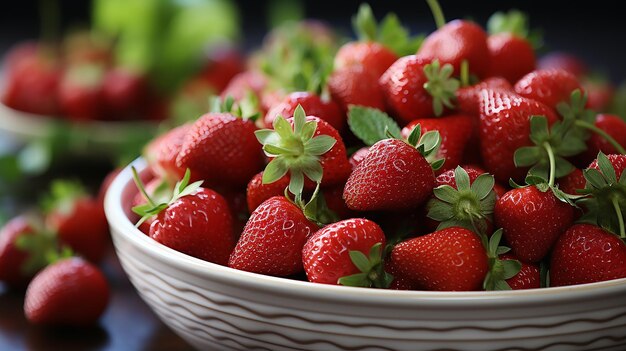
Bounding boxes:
[210,95,260,122]
[482,229,522,291]
[423,59,460,117]
[255,105,337,197]
[40,179,88,216]
[405,122,445,170]
[131,167,203,228]
[285,183,339,227]
[338,242,394,289]
[427,166,496,243]
[352,3,424,56]
[577,152,626,239]
[486,9,543,49]
[14,217,73,276]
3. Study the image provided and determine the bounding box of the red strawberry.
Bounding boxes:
[514,69,582,110]
[176,112,264,188]
[198,45,245,93]
[101,67,148,120]
[343,137,436,211]
[537,52,587,77]
[557,168,586,195]
[487,33,535,84]
[494,186,575,262]
[0,216,37,287]
[302,218,390,287]
[334,41,398,78]
[144,123,190,183]
[246,171,289,213]
[401,114,473,173]
[418,20,490,79]
[44,181,109,263]
[228,196,319,276]
[435,165,507,199]
[349,147,370,170]
[220,70,268,103]
[500,253,540,290]
[479,89,559,183]
[583,79,614,112]
[321,184,356,220]
[58,63,105,121]
[384,257,417,290]
[265,91,344,132]
[550,224,626,286]
[328,63,386,113]
[133,170,235,265]
[379,55,459,124]
[2,51,61,116]
[456,77,513,117]
[580,114,626,165]
[24,257,109,326]
[131,178,173,235]
[391,227,488,291]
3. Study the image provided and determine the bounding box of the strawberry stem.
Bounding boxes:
[611,196,626,239]
[460,60,470,87]
[131,166,156,207]
[426,0,446,29]
[542,141,556,187]
[575,120,626,155]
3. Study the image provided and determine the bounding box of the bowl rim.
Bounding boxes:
[105,158,626,307]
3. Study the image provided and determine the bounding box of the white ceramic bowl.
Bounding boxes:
[105,159,626,351]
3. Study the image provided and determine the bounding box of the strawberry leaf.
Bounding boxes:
[471,174,496,200]
[304,136,337,155]
[348,106,402,146]
[483,229,522,291]
[301,184,339,226]
[352,3,377,41]
[349,250,371,273]
[378,13,424,56]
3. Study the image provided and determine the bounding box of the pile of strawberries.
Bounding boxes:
[129,3,626,292]
[0,177,113,326]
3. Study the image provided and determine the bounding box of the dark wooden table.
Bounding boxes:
[0,250,194,351]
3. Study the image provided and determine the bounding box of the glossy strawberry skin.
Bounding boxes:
[58,65,105,121]
[334,41,398,78]
[500,253,540,290]
[176,112,265,188]
[391,227,488,291]
[327,63,386,113]
[456,77,513,117]
[246,171,289,213]
[144,123,190,182]
[401,114,473,173]
[580,114,626,165]
[379,55,435,124]
[265,91,344,132]
[302,218,386,285]
[557,168,586,195]
[537,52,587,77]
[343,139,435,211]
[479,89,559,184]
[348,147,370,170]
[550,224,626,287]
[198,46,245,93]
[583,79,614,112]
[24,258,109,326]
[0,216,36,287]
[487,34,535,84]
[514,69,582,110]
[418,20,490,79]
[150,188,235,265]
[588,154,626,179]
[46,197,109,264]
[228,196,319,276]
[495,186,574,262]
[384,257,417,290]
[220,70,268,103]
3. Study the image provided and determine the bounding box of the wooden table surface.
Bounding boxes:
[0,250,194,351]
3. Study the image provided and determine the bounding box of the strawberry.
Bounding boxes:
[583,78,615,112]
[256,106,351,196]
[379,55,459,124]
[550,224,626,287]
[494,186,575,262]
[588,153,626,179]
[264,91,344,132]
[455,76,512,117]
[198,45,245,93]
[144,123,190,183]
[176,110,264,189]
[228,196,319,276]
[101,67,148,121]
[348,147,370,170]
[246,171,289,213]
[485,10,536,84]
[384,257,417,290]
[327,63,386,113]
[302,218,391,287]
[500,253,540,290]
[343,126,441,211]
[537,52,587,77]
[2,51,61,116]
[0,216,37,287]
[435,165,507,199]
[580,114,626,165]
[58,63,105,121]
[478,89,559,183]
[514,69,582,110]
[391,227,488,291]
[24,257,109,326]
[131,178,173,235]
[43,181,109,263]
[558,168,586,195]
[132,169,235,265]
[418,15,490,79]
[321,184,356,220]
[335,42,397,79]
[401,114,473,173]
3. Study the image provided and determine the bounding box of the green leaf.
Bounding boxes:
[496,246,511,255]
[377,13,424,56]
[419,131,441,156]
[301,120,317,142]
[255,129,278,145]
[433,185,461,203]
[264,144,295,156]
[554,158,575,179]
[494,280,513,290]
[427,200,454,221]
[430,158,446,171]
[293,105,307,134]
[454,166,471,191]
[501,259,522,279]
[349,250,371,273]
[407,124,422,147]
[529,116,550,144]
[352,3,377,41]
[583,168,608,189]
[479,191,497,214]
[302,162,323,183]
[304,135,337,155]
[338,272,370,287]
[514,146,541,167]
[289,170,305,197]
[347,106,402,145]
[487,9,529,38]
[597,152,617,184]
[488,229,503,256]
[262,158,289,184]
[273,115,294,140]
[471,174,495,200]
